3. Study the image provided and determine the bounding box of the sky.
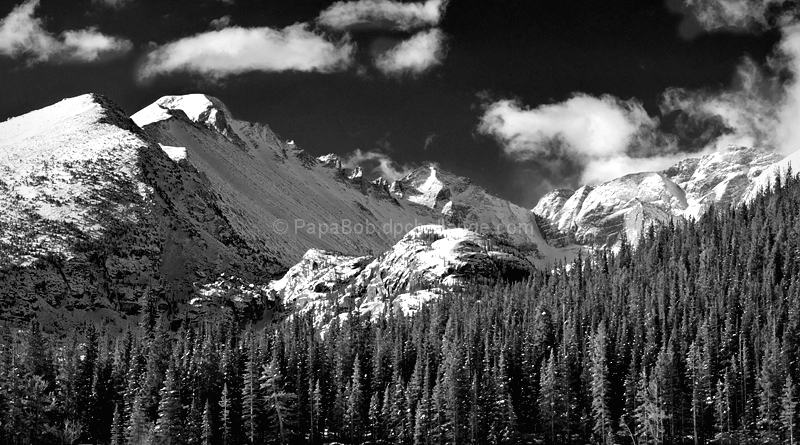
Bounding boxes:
[1,0,799,208]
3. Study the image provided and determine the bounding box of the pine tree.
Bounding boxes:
[346,354,365,442]
[311,379,322,444]
[219,384,232,445]
[111,403,126,445]
[202,399,213,445]
[153,361,183,445]
[759,335,782,437]
[493,355,518,444]
[368,390,382,442]
[635,368,667,445]
[782,375,798,445]
[590,323,613,444]
[127,389,153,445]
[241,341,262,445]
[261,362,298,445]
[538,351,564,444]
[714,379,731,437]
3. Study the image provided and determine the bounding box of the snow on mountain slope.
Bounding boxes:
[533,145,790,248]
[133,94,441,266]
[665,146,781,218]
[132,94,557,267]
[0,94,283,325]
[742,148,800,203]
[265,225,534,327]
[392,164,558,264]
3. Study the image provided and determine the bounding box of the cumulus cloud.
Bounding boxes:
[209,15,233,30]
[138,23,355,80]
[680,0,798,33]
[0,0,132,63]
[374,28,445,76]
[317,0,447,31]
[342,149,413,181]
[479,94,652,159]
[478,94,687,184]
[661,25,800,155]
[661,58,781,150]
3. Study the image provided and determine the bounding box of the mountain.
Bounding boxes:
[0,93,555,325]
[533,145,795,248]
[0,94,285,325]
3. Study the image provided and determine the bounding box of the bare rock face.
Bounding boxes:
[533,145,790,249]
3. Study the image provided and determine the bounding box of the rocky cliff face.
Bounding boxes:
[265,225,534,328]
[533,146,791,248]
[391,165,556,264]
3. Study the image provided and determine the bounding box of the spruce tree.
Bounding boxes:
[202,399,213,445]
[782,375,798,445]
[219,384,232,445]
[153,361,183,445]
[261,362,298,445]
[590,323,612,444]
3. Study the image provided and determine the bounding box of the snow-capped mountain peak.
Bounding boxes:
[132,94,236,139]
[533,144,797,249]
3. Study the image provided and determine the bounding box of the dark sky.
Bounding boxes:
[0,0,783,208]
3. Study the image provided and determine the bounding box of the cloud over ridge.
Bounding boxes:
[477,94,687,184]
[342,149,414,181]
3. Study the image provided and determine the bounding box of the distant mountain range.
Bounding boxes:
[1,93,797,326]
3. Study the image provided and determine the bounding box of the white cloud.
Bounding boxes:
[580,153,693,185]
[660,57,780,151]
[61,28,132,61]
[776,25,800,155]
[317,0,447,31]
[0,0,132,63]
[138,23,355,80]
[478,94,684,184]
[681,0,796,32]
[342,149,413,181]
[661,25,800,155]
[479,94,653,159]
[375,28,445,76]
[210,15,233,30]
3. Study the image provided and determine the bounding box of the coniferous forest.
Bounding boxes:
[4,173,800,445]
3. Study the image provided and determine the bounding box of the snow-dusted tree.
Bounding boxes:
[260,362,298,445]
[153,362,183,445]
[782,375,798,445]
[219,384,232,445]
[590,323,612,444]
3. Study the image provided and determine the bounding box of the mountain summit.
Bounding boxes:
[534,145,799,248]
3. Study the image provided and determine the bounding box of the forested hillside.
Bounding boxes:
[3,171,800,444]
